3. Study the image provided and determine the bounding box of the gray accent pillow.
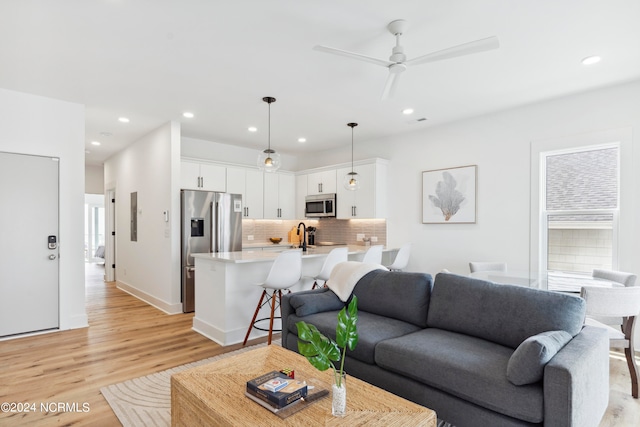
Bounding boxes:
[288,288,344,317]
[507,330,573,385]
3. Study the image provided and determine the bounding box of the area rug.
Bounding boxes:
[101,340,453,427]
[100,341,275,426]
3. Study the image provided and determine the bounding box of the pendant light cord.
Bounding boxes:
[347,122,358,172]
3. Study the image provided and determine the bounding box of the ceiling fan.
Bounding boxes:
[313,19,500,99]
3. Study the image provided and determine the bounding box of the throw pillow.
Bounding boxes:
[507,330,573,386]
[289,290,344,317]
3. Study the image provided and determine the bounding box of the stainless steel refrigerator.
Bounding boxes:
[181,190,242,312]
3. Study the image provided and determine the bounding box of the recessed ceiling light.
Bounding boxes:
[248,126,257,132]
[402,108,414,115]
[581,56,601,65]
[118,117,130,123]
[91,141,101,146]
[183,112,194,118]
[298,137,307,143]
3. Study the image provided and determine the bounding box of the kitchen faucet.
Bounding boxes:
[297,222,307,252]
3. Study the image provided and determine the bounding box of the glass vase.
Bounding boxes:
[332,372,347,417]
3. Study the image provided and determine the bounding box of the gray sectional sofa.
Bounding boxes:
[281,271,610,427]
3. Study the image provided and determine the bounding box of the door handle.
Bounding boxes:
[49,254,56,260]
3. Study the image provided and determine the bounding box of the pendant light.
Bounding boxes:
[343,122,360,191]
[257,96,281,172]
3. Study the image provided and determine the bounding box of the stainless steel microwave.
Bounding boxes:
[305,193,336,218]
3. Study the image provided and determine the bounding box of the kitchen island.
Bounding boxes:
[191,245,397,346]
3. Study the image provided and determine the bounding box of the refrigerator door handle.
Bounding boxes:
[214,202,218,252]
[214,200,220,253]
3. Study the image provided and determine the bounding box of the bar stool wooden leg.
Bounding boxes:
[243,290,267,346]
[267,289,277,345]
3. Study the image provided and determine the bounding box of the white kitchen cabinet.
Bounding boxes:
[295,174,307,219]
[306,170,337,195]
[336,161,387,219]
[181,160,226,192]
[263,172,295,219]
[226,167,264,219]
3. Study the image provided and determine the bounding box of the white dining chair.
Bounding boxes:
[581,285,640,398]
[385,243,411,271]
[243,249,302,346]
[469,262,507,273]
[592,269,637,287]
[362,245,383,264]
[308,247,348,289]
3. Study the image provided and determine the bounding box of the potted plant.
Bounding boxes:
[296,295,358,417]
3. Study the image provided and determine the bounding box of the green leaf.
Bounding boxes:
[296,321,340,371]
[336,296,359,351]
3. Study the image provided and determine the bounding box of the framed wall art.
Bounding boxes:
[422,165,477,224]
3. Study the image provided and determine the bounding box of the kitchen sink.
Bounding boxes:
[314,242,347,246]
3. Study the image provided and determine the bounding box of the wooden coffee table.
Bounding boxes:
[171,345,437,426]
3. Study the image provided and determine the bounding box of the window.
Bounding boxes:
[541,145,619,275]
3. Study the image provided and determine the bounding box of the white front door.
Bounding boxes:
[0,152,59,337]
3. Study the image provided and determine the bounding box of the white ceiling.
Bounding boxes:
[1,1,640,166]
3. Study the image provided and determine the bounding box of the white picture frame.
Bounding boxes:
[422,165,477,224]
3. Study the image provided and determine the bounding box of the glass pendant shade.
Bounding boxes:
[257,148,281,171]
[344,122,360,191]
[343,171,360,190]
[257,96,281,172]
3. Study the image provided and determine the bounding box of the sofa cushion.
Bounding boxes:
[352,270,433,328]
[289,310,421,365]
[427,273,586,348]
[507,330,573,385]
[288,288,345,317]
[375,328,544,423]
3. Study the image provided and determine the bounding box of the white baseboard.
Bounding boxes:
[116,281,182,315]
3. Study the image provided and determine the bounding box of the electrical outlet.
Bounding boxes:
[370,236,378,242]
[356,233,365,241]
[247,235,254,241]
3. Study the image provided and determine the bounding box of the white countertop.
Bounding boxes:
[192,245,392,264]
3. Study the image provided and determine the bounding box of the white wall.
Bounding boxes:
[0,87,87,331]
[85,164,104,194]
[298,79,640,277]
[182,136,299,170]
[104,121,182,313]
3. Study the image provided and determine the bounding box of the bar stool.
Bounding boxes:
[385,243,411,271]
[243,249,302,346]
[362,244,383,264]
[309,247,348,289]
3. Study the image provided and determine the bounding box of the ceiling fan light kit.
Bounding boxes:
[314,19,500,99]
[344,122,360,191]
[257,96,281,172]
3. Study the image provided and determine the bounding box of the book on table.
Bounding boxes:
[246,371,308,409]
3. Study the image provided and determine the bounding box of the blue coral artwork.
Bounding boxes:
[422,165,477,224]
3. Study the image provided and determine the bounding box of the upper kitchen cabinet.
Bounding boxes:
[295,174,307,219]
[181,160,226,192]
[226,167,264,219]
[307,169,337,195]
[336,160,388,219]
[263,172,295,219]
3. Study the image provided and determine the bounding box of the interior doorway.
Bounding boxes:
[85,194,105,264]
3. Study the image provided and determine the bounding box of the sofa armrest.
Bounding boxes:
[281,288,345,347]
[543,325,609,427]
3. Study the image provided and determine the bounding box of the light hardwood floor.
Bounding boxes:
[0,263,638,426]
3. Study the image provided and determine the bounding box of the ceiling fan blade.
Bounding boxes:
[381,71,402,100]
[405,36,500,66]
[313,45,393,68]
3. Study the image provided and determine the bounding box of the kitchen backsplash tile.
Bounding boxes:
[242,218,386,247]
